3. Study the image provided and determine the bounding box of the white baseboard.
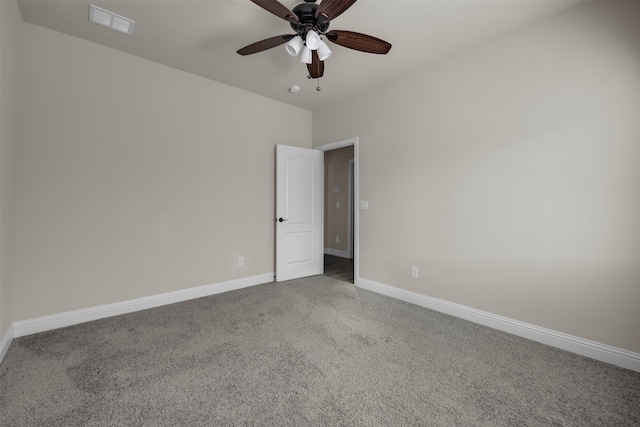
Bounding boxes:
[12,273,274,339]
[6,273,638,373]
[356,277,640,373]
[324,248,351,258]
[0,326,14,365]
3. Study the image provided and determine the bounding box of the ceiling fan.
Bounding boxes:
[237,0,392,80]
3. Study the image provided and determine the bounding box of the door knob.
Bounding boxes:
[278,218,288,222]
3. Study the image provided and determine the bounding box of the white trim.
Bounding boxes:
[316,137,359,281]
[347,159,354,259]
[12,273,274,338]
[356,277,640,373]
[324,248,351,258]
[0,326,14,365]
[315,137,358,152]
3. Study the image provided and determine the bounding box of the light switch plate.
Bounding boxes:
[360,200,369,210]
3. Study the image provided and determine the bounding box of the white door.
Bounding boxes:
[276,145,324,282]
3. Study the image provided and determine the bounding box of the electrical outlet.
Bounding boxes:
[360,200,369,210]
[336,236,340,243]
[238,256,244,267]
[410,266,419,278]
[336,201,340,208]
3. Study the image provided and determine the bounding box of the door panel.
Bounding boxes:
[286,232,312,263]
[276,145,323,282]
[286,156,313,223]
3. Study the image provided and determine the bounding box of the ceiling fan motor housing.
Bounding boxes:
[291,2,329,37]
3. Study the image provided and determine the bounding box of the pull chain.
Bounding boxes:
[307,75,321,92]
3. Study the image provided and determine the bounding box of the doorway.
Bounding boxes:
[316,138,358,284]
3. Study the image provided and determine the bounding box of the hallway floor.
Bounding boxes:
[323,254,354,283]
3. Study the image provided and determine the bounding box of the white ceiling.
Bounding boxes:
[18,0,583,111]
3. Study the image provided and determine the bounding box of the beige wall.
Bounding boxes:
[0,0,22,340]
[313,1,640,352]
[13,23,311,321]
[324,146,354,255]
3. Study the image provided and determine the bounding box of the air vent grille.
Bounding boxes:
[89,4,135,35]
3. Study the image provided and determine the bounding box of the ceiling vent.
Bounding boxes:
[89,4,135,35]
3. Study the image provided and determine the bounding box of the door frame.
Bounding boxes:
[315,137,359,284]
[347,159,354,259]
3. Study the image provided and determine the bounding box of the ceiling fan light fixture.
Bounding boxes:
[239,0,392,80]
[317,40,332,61]
[285,35,303,56]
[305,30,321,50]
[299,46,313,64]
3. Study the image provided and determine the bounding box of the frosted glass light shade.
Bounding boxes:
[305,30,321,50]
[285,36,303,56]
[299,46,313,64]
[317,40,332,61]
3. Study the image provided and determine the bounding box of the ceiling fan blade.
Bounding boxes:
[237,34,295,55]
[250,0,298,23]
[327,30,391,54]
[316,0,357,22]
[307,50,324,78]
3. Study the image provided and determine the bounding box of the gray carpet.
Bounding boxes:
[1,275,639,426]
